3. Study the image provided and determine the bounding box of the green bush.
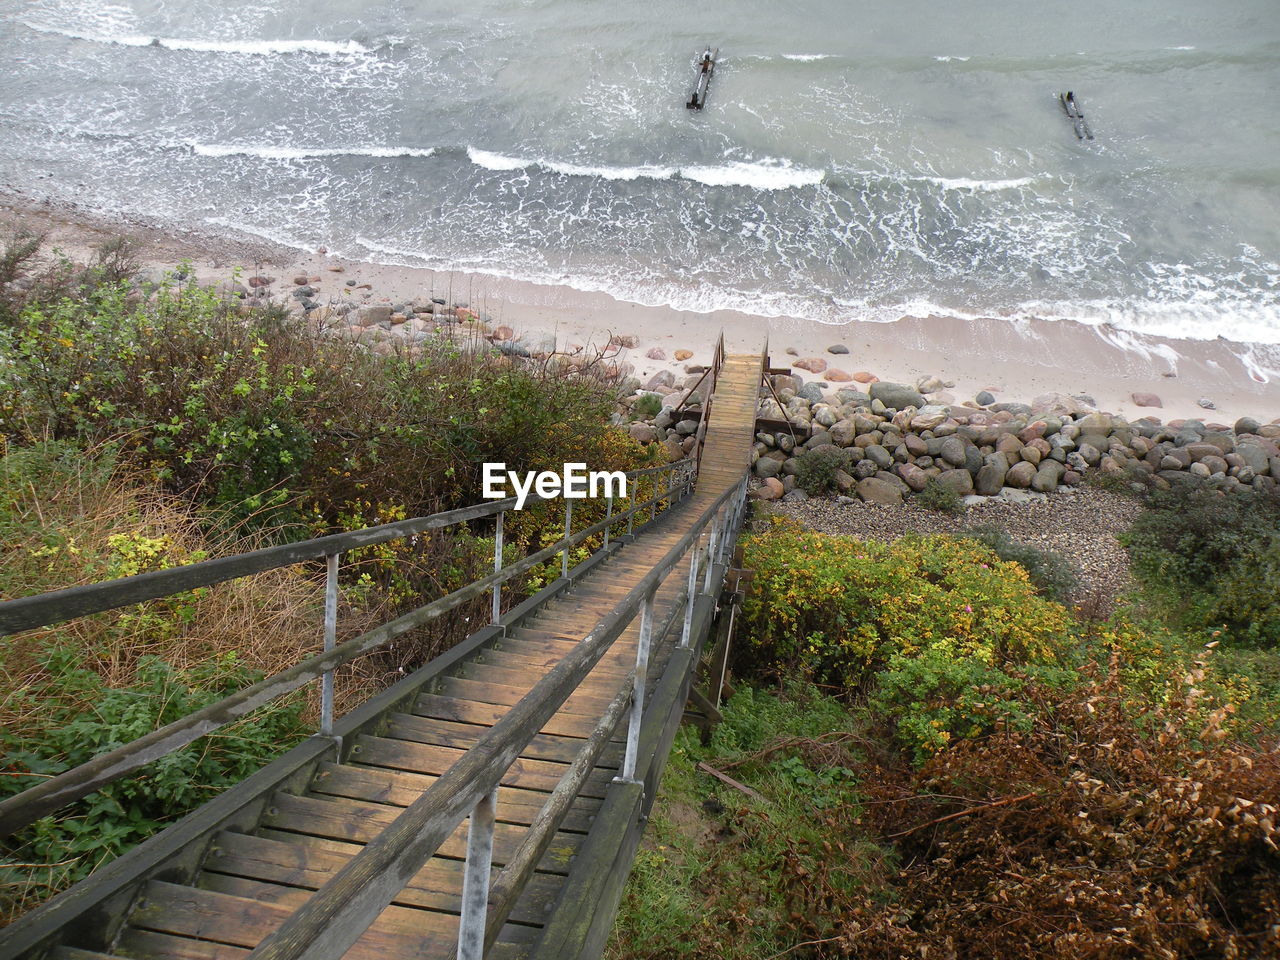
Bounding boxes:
[1122,485,1280,645]
[0,647,306,921]
[632,393,662,419]
[0,271,648,534]
[794,446,849,496]
[916,477,964,513]
[738,518,1072,690]
[964,525,1079,602]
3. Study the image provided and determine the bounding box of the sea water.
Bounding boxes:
[3,0,1278,342]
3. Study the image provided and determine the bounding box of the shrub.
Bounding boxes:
[794,446,849,497]
[963,525,1079,602]
[0,648,306,923]
[781,664,1280,960]
[632,393,662,419]
[739,519,1072,693]
[1123,484,1280,645]
[0,269,641,532]
[916,477,963,513]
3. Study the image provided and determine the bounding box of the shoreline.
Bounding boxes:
[4,190,1279,425]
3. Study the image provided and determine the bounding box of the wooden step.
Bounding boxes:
[348,736,616,797]
[309,762,602,830]
[202,832,561,925]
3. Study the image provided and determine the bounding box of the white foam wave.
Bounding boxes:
[922,175,1035,192]
[781,53,832,61]
[21,22,371,56]
[193,144,434,159]
[933,55,971,62]
[465,147,823,190]
[1166,45,1196,51]
[681,159,825,190]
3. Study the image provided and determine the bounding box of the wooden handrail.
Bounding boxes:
[0,462,694,839]
[0,460,689,638]
[242,473,747,960]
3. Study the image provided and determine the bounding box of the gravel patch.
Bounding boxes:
[772,487,1142,611]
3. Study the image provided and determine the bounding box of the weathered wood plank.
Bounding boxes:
[433,677,621,716]
[384,715,622,767]
[347,737,615,797]
[409,698,610,742]
[201,832,560,925]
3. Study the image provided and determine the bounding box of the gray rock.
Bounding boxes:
[798,383,825,403]
[628,423,657,444]
[645,370,675,391]
[869,382,925,410]
[827,344,850,354]
[1236,443,1271,474]
[936,468,974,495]
[1031,461,1065,493]
[863,444,893,469]
[856,476,904,505]
[975,390,995,406]
[829,419,856,447]
[853,459,879,480]
[975,460,1007,496]
[939,436,967,467]
[781,489,809,502]
[357,305,393,326]
[1198,398,1216,410]
[1235,416,1261,435]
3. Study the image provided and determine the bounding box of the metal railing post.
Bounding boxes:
[491,511,504,626]
[650,474,658,522]
[320,552,339,737]
[619,587,656,782]
[681,535,701,648]
[603,493,613,549]
[703,514,721,592]
[561,499,573,580]
[457,787,498,960]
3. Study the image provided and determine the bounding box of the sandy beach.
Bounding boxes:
[5,191,1278,427]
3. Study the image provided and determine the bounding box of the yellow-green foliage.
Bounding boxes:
[741,516,1071,688]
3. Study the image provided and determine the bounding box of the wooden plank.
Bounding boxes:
[128,881,467,955]
[434,676,620,716]
[410,697,609,741]
[348,737,615,797]
[451,661,629,693]
[309,763,600,831]
[385,715,622,767]
[118,928,250,960]
[201,831,561,925]
[253,827,580,881]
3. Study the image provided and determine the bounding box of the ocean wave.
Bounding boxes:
[781,53,833,61]
[933,55,971,62]
[921,175,1035,192]
[20,22,372,56]
[465,147,823,190]
[193,143,434,159]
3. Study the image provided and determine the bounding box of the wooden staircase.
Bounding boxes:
[3,351,764,960]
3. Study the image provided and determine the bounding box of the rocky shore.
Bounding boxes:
[621,362,1280,505]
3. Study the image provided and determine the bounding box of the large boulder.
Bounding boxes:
[857,477,903,505]
[939,436,967,467]
[936,468,974,495]
[1030,393,1092,417]
[1006,461,1036,489]
[975,456,1009,496]
[869,382,925,411]
[897,462,929,491]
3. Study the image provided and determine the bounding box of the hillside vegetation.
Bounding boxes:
[0,230,654,921]
[610,505,1280,959]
